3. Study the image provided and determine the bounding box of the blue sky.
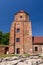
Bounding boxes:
[0,0,43,36]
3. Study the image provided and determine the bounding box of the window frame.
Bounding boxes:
[35,47,38,51]
[20,16,22,18]
[16,28,20,33]
[16,38,20,42]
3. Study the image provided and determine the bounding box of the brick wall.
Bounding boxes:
[9,10,33,54]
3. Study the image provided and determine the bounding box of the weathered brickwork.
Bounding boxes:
[9,10,33,54]
[0,10,43,54]
[0,45,9,54]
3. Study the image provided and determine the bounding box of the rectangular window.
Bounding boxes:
[20,16,22,18]
[16,38,20,42]
[35,47,38,51]
[16,28,20,32]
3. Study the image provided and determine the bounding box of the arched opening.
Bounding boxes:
[35,47,38,51]
[16,48,20,54]
[5,47,9,54]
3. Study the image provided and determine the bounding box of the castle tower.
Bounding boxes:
[9,10,33,54]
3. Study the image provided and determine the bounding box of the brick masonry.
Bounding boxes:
[9,10,33,54]
[0,10,43,54]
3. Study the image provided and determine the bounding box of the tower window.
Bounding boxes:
[20,16,22,18]
[16,38,20,42]
[35,47,38,51]
[16,28,20,32]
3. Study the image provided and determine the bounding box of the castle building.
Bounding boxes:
[9,10,43,54]
[9,10,33,54]
[0,10,43,55]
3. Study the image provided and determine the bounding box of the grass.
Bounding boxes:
[0,54,30,58]
[23,54,30,57]
[0,54,20,58]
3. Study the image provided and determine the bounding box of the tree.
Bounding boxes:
[1,32,10,45]
[0,31,3,44]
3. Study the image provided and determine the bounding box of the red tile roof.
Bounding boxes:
[32,36,43,44]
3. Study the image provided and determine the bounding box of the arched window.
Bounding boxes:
[35,47,38,51]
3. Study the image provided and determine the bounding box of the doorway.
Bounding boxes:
[16,48,20,54]
[5,47,9,54]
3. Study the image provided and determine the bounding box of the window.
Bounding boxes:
[16,28,20,32]
[20,16,22,18]
[35,47,38,51]
[16,38,20,42]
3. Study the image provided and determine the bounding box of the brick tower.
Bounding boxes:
[9,10,33,54]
